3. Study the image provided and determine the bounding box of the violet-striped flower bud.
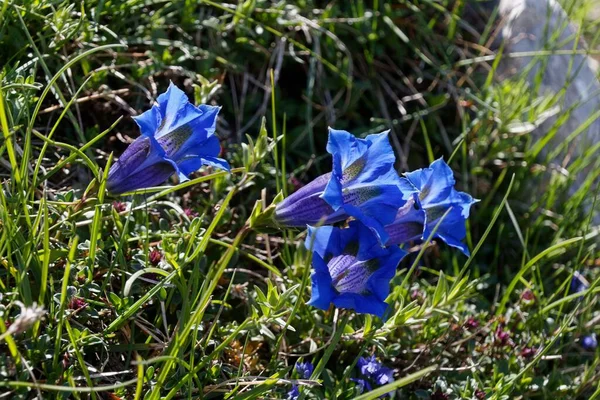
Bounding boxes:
[295,361,314,379]
[107,83,229,194]
[275,129,415,243]
[305,221,406,317]
[384,158,477,255]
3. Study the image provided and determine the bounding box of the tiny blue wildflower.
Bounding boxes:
[358,356,381,377]
[570,271,588,294]
[351,378,372,394]
[582,334,598,351]
[295,361,314,379]
[286,385,300,400]
[374,367,394,386]
[305,220,406,317]
[384,158,477,255]
[107,83,229,194]
[275,129,416,243]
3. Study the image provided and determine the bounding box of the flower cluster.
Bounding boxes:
[275,129,476,316]
[107,87,476,319]
[352,356,394,394]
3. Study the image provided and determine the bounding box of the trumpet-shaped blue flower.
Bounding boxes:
[384,158,477,255]
[275,129,415,243]
[107,83,229,194]
[305,220,406,317]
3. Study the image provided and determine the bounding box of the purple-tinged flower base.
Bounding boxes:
[274,173,347,226]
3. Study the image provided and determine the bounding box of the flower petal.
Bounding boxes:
[132,105,162,138]
[406,157,455,205]
[307,260,336,310]
[155,83,203,139]
[333,292,388,317]
[305,225,340,259]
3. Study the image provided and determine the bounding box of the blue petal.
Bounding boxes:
[353,131,397,183]
[305,225,339,259]
[333,293,388,317]
[166,105,222,161]
[321,129,375,210]
[383,197,426,245]
[406,158,455,205]
[132,105,162,138]
[342,182,410,244]
[424,204,470,256]
[326,128,370,172]
[352,220,384,259]
[422,189,477,256]
[175,135,230,177]
[155,83,203,139]
[306,223,363,259]
[366,247,406,301]
[307,258,335,310]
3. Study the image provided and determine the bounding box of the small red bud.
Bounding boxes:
[149,249,162,266]
[112,201,127,213]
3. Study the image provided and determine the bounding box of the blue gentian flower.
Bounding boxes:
[295,361,314,379]
[276,129,415,243]
[351,378,372,394]
[582,334,598,351]
[107,83,229,194]
[286,385,300,400]
[305,220,406,317]
[384,158,477,255]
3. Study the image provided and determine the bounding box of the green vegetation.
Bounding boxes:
[0,1,598,399]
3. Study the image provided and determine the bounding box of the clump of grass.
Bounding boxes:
[0,1,598,399]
